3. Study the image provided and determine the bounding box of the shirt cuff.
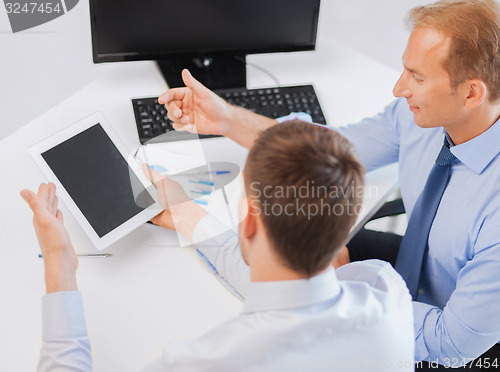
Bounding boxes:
[413,300,438,361]
[41,291,88,341]
[276,112,313,124]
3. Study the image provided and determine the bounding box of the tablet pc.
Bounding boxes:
[29,113,162,250]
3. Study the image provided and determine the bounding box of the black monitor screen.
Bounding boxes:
[90,0,320,61]
[41,124,155,238]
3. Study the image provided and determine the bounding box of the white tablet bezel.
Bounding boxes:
[29,112,162,250]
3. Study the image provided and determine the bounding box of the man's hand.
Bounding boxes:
[158,69,235,136]
[143,164,207,241]
[158,69,278,149]
[21,183,78,294]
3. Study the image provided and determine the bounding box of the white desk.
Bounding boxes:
[0,36,400,371]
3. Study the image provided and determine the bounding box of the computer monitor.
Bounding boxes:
[89,0,321,90]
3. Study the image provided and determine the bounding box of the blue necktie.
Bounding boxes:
[395,137,456,299]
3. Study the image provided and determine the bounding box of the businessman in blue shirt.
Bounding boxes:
[158,0,500,368]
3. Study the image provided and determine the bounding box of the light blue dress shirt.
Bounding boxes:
[38,259,414,371]
[337,98,500,362]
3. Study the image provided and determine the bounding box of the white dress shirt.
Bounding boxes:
[39,215,414,371]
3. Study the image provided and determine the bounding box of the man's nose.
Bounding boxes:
[393,72,411,98]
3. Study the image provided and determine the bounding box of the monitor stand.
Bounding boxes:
[157,54,247,90]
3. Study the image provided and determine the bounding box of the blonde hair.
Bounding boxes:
[408,0,500,102]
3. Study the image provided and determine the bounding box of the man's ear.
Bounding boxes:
[464,79,487,109]
[241,198,258,240]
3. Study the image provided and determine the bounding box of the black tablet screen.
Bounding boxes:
[42,124,155,237]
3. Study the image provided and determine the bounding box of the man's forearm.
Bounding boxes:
[45,267,77,294]
[224,106,278,149]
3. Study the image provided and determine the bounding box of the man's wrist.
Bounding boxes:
[44,265,78,294]
[224,106,279,148]
[43,252,78,294]
[219,104,241,138]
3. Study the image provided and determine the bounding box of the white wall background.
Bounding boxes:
[0,0,432,141]
[322,0,433,71]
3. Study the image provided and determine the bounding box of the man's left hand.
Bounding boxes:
[21,183,78,294]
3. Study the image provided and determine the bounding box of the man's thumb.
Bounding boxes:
[182,69,206,94]
[20,189,40,213]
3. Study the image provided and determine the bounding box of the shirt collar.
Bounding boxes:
[446,116,500,174]
[241,268,341,314]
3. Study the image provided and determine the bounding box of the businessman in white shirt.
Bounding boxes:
[22,120,414,371]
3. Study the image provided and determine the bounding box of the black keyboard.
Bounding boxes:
[132,84,327,144]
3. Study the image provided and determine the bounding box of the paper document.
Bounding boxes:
[131,140,244,246]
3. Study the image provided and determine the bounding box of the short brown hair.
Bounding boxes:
[408,0,500,102]
[244,120,365,277]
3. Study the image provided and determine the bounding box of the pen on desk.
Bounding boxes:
[38,253,113,258]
